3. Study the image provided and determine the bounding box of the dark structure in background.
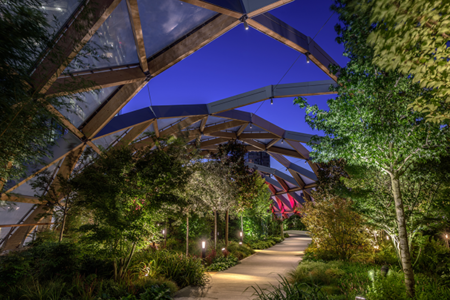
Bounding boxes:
[245,152,270,167]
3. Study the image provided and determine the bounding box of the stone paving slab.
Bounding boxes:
[174,231,311,300]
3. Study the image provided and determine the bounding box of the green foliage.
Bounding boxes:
[360,0,450,123]
[71,139,193,280]
[301,197,369,261]
[251,276,330,300]
[132,249,207,288]
[226,241,255,259]
[206,255,239,272]
[246,236,284,250]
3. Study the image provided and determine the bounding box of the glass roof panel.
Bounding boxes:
[138,0,218,59]
[0,204,35,244]
[93,129,129,150]
[41,0,82,36]
[64,0,139,72]
[58,86,118,128]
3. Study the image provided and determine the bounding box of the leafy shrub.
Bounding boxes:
[284,233,290,238]
[247,236,283,250]
[207,255,239,272]
[251,276,330,300]
[227,241,254,259]
[367,271,450,300]
[133,249,207,288]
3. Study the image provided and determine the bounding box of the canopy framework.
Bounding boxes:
[1,0,339,250]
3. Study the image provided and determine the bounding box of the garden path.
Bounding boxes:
[174,230,311,300]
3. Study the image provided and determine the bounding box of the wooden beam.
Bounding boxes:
[2,146,85,251]
[243,139,266,151]
[160,116,205,137]
[132,116,204,150]
[31,0,122,94]
[180,0,241,18]
[247,0,294,18]
[46,68,145,96]
[153,120,160,138]
[203,120,246,135]
[81,80,147,139]
[274,183,317,195]
[285,140,309,159]
[267,146,303,159]
[207,131,237,139]
[47,14,239,95]
[148,15,240,76]
[199,116,208,133]
[5,143,85,194]
[126,0,148,73]
[0,223,56,228]
[266,138,280,149]
[0,194,41,204]
[288,169,305,189]
[248,14,338,82]
[240,132,278,139]
[274,175,289,192]
[115,120,153,147]
[236,123,247,137]
[199,138,231,148]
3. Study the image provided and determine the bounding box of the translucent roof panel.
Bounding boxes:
[41,0,82,36]
[58,86,118,128]
[93,129,129,150]
[65,0,139,72]
[0,203,35,226]
[138,0,218,59]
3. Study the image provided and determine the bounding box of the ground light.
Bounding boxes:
[239,231,243,243]
[201,241,206,259]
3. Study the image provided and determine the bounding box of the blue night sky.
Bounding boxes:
[123,0,349,173]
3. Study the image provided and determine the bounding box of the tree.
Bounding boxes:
[302,196,368,260]
[295,2,450,296]
[212,140,263,246]
[242,176,272,238]
[0,0,105,190]
[348,0,450,123]
[70,137,192,281]
[187,159,237,249]
[342,161,450,266]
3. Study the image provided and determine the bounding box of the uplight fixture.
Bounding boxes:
[446,234,448,239]
[306,54,310,64]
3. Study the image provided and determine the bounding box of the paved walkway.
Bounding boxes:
[174,230,311,300]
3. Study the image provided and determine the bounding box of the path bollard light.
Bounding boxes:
[201,241,206,259]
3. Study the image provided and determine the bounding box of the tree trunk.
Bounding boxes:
[214,210,217,249]
[391,175,415,298]
[280,220,284,238]
[59,201,69,242]
[241,214,244,239]
[186,215,189,256]
[225,210,229,247]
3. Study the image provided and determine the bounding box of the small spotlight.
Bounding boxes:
[270,98,273,105]
[239,242,242,245]
[281,139,284,144]
[250,123,252,129]
[306,54,310,64]
[244,20,249,30]
[222,248,225,251]
[446,234,448,239]
[162,230,165,234]
[240,232,243,237]
[386,236,389,240]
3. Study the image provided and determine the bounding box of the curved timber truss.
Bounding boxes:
[1,0,339,250]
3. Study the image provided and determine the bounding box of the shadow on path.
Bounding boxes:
[174,230,311,300]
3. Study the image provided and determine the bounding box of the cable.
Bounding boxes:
[253,11,336,115]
